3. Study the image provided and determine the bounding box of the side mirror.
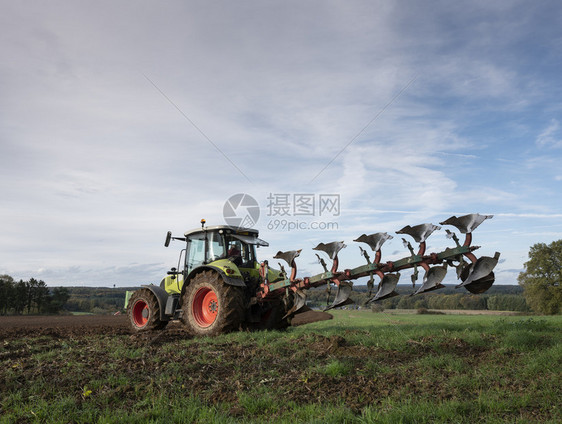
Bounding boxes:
[165,231,172,247]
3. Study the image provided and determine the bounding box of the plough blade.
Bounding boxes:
[454,259,470,280]
[440,213,493,234]
[456,252,500,293]
[464,272,495,294]
[283,289,307,318]
[367,273,400,303]
[312,241,346,260]
[274,249,302,266]
[324,282,353,311]
[397,223,441,243]
[354,232,393,252]
[413,264,447,295]
[274,249,301,282]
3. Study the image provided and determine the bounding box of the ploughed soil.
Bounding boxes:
[0,308,333,339]
[290,308,333,326]
[0,314,131,338]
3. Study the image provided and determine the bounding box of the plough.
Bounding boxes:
[258,213,500,313]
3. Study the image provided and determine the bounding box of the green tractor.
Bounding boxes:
[127,213,501,336]
[127,220,293,336]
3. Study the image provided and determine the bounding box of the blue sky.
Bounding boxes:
[1,1,561,288]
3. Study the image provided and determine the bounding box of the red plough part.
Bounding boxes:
[256,213,500,313]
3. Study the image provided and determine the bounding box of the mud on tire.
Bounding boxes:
[181,270,245,336]
[127,288,168,332]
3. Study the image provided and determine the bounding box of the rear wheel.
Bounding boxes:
[127,288,168,332]
[181,270,245,336]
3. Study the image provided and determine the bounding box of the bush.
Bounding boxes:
[371,304,385,313]
[417,308,444,315]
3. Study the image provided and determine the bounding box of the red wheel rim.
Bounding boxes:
[132,299,149,327]
[192,287,219,327]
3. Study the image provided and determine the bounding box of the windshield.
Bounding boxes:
[185,231,257,272]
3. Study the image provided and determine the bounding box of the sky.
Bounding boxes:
[1,0,561,289]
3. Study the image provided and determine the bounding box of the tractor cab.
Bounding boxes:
[183,225,268,272]
[162,222,269,294]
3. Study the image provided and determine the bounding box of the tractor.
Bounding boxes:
[126,213,501,336]
[126,220,296,336]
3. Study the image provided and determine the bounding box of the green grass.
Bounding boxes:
[1,311,561,423]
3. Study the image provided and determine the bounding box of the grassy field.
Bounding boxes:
[1,311,561,423]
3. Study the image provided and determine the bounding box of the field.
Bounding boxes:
[1,312,561,423]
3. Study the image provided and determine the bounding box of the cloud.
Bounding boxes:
[499,268,524,274]
[495,213,562,219]
[1,1,561,287]
[27,263,165,286]
[536,119,562,148]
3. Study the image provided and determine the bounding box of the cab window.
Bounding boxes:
[208,231,226,262]
[186,234,206,273]
[226,237,255,267]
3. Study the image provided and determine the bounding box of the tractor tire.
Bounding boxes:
[127,288,168,332]
[181,270,245,336]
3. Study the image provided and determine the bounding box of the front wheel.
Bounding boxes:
[181,270,245,336]
[127,288,168,332]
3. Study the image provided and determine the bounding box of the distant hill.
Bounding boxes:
[63,284,528,314]
[307,284,528,312]
[65,286,140,314]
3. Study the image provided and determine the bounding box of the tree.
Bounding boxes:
[0,275,14,315]
[34,280,50,313]
[47,287,70,313]
[518,240,562,315]
[13,280,28,314]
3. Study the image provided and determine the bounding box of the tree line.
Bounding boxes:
[64,287,132,314]
[305,285,530,312]
[0,275,69,315]
[61,285,531,314]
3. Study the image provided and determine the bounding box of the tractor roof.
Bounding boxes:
[184,225,258,237]
[183,225,268,246]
